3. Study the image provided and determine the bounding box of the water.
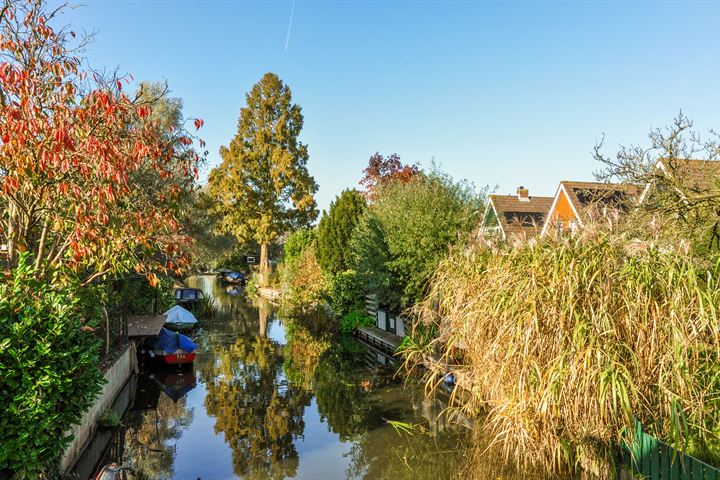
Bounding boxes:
[73,276,475,479]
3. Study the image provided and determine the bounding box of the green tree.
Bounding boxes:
[283,227,317,265]
[208,73,318,284]
[370,169,485,306]
[349,212,401,309]
[317,189,366,275]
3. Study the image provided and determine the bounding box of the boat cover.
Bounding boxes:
[163,305,198,326]
[154,328,197,354]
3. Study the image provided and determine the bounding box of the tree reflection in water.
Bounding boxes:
[174,279,500,479]
[84,279,539,479]
[198,299,312,479]
[122,376,194,480]
[284,315,477,479]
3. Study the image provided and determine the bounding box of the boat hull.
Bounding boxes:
[159,352,196,365]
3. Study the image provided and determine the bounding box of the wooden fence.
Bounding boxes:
[623,421,720,479]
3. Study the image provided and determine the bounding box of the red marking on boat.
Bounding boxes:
[161,352,196,365]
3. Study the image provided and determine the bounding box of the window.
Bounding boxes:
[388,312,396,334]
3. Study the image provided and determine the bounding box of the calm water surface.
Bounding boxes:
[77,276,478,479]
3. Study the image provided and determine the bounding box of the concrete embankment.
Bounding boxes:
[60,343,137,473]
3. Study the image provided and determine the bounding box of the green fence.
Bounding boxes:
[623,421,720,479]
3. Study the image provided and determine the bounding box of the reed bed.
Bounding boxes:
[409,221,720,476]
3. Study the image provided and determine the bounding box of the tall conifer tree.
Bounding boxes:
[209,73,318,281]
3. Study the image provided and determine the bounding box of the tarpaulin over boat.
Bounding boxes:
[163,305,198,326]
[154,327,197,354]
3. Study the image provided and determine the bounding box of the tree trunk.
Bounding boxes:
[258,298,269,337]
[259,243,270,287]
[7,201,16,266]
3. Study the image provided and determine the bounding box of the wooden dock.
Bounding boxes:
[127,315,166,338]
[356,326,402,355]
[258,287,282,303]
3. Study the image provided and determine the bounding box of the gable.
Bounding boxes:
[482,204,499,228]
[553,189,577,223]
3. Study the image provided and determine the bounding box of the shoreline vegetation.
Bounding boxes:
[265,118,720,478]
[3,0,720,478]
[409,219,720,476]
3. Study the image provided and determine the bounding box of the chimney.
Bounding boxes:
[517,186,530,201]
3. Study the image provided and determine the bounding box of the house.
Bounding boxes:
[480,186,554,240]
[540,181,643,236]
[649,158,720,199]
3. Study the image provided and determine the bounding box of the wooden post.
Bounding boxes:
[103,306,110,357]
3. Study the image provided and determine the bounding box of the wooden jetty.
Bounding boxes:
[127,315,166,338]
[258,287,282,303]
[356,326,402,355]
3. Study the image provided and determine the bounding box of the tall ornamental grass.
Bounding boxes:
[411,224,720,475]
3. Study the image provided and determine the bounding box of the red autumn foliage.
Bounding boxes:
[359,152,420,200]
[0,0,204,282]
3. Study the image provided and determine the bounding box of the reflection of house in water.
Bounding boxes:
[413,396,452,435]
[359,338,399,370]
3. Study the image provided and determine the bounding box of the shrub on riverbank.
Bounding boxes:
[327,270,365,318]
[410,223,720,475]
[0,257,105,478]
[354,169,485,309]
[283,244,328,311]
[339,311,376,334]
[112,275,175,314]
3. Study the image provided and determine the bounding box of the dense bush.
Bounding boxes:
[244,270,260,297]
[284,228,317,264]
[277,228,322,308]
[284,245,327,310]
[349,213,402,310]
[411,224,720,475]
[327,270,365,318]
[339,311,376,334]
[0,256,105,478]
[353,170,484,308]
[112,275,175,314]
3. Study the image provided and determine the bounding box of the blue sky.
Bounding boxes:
[58,0,720,212]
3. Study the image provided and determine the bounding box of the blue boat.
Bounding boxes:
[151,328,197,365]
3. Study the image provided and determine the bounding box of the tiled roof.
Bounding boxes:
[560,181,643,213]
[657,159,720,192]
[488,194,554,238]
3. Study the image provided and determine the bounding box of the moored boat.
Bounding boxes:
[151,327,197,366]
[163,305,198,332]
[174,287,204,310]
[221,271,245,285]
[95,463,128,480]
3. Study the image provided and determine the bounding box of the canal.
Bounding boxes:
[70,275,538,479]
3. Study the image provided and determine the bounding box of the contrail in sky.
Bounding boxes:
[284,0,296,51]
